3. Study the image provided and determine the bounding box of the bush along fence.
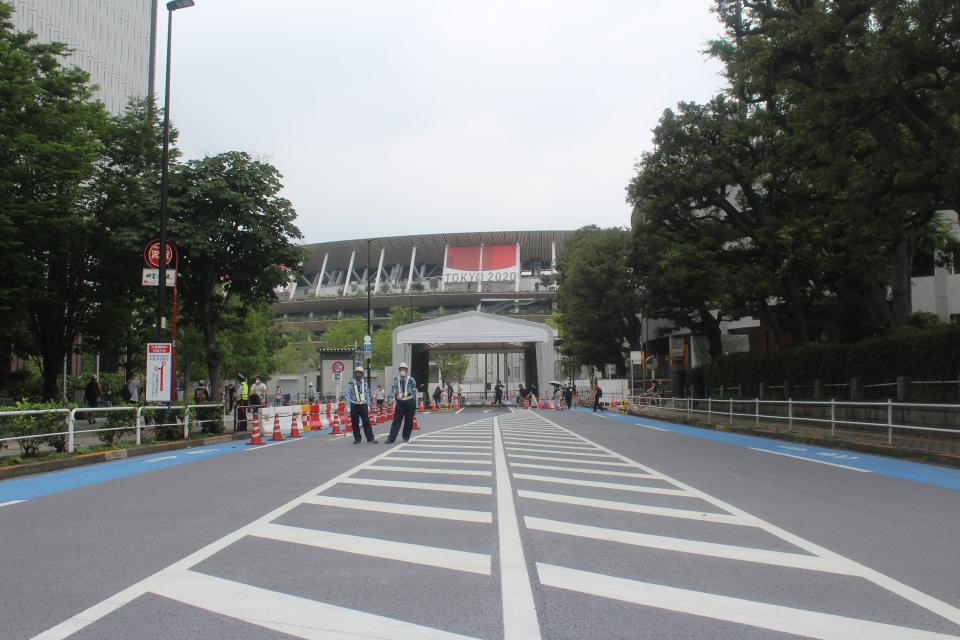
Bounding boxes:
[0,402,225,459]
[686,327,960,403]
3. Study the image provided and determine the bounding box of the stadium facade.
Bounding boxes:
[271,231,572,400]
[10,0,153,114]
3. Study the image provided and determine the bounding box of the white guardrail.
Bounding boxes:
[642,397,960,444]
[0,404,224,454]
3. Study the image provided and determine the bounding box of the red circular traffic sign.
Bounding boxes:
[331,361,345,374]
[144,241,174,268]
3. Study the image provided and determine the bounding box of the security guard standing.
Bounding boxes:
[386,362,417,444]
[346,366,377,444]
[237,373,250,431]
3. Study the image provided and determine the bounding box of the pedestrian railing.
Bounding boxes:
[644,397,960,445]
[0,404,225,454]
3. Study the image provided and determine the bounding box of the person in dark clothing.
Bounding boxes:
[386,362,417,444]
[433,385,443,408]
[493,380,503,406]
[346,367,376,444]
[84,377,101,424]
[563,385,574,410]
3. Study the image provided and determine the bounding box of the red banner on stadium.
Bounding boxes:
[443,244,519,286]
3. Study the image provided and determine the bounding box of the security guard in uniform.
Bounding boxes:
[237,373,250,431]
[346,366,377,444]
[386,362,417,443]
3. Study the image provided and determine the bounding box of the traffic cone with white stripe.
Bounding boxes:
[271,412,284,441]
[331,412,342,435]
[245,414,263,445]
[412,415,420,430]
[289,412,301,438]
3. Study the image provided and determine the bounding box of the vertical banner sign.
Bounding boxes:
[146,343,173,402]
[443,244,520,286]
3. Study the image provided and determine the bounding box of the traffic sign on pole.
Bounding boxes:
[141,268,176,287]
[331,361,345,374]
[144,240,174,268]
[146,343,172,402]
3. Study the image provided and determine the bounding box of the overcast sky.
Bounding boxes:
[160,1,725,243]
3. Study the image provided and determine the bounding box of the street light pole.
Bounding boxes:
[157,0,194,342]
[366,239,372,394]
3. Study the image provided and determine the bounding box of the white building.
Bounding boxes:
[10,0,153,114]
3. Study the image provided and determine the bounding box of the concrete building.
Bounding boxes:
[9,0,153,114]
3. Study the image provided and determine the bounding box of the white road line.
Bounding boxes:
[250,522,491,575]
[150,569,481,640]
[397,450,491,458]
[401,443,491,450]
[524,517,850,575]
[512,474,690,497]
[517,490,752,526]
[493,417,543,639]
[528,411,960,629]
[413,438,491,444]
[509,463,660,479]
[29,419,485,640]
[0,499,27,508]
[341,477,492,494]
[243,437,304,451]
[748,448,871,473]
[635,423,668,431]
[385,457,491,465]
[368,465,492,477]
[302,495,492,523]
[507,454,632,467]
[505,447,615,458]
[536,564,955,640]
[501,440,596,450]
[456,408,465,414]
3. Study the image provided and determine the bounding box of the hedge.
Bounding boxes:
[699,326,960,400]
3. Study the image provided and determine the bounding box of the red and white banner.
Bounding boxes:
[146,343,172,402]
[443,244,519,287]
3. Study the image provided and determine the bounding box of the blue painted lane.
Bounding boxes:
[0,427,333,505]
[574,408,960,491]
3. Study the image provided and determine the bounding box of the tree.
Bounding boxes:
[371,306,422,368]
[319,316,366,349]
[555,227,643,372]
[0,5,115,399]
[274,327,320,374]
[216,300,285,383]
[169,151,303,401]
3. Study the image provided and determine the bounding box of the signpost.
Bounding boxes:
[141,268,176,287]
[143,240,179,403]
[146,343,173,402]
[332,361,345,399]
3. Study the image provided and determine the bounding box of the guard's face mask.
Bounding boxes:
[355,372,363,380]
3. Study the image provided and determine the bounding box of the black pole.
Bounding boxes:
[147,0,158,104]
[157,6,174,341]
[366,240,372,394]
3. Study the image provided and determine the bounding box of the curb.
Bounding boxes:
[625,408,960,468]
[0,433,250,481]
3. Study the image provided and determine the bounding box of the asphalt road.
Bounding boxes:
[2,406,959,639]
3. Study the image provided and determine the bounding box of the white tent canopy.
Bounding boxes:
[392,311,557,393]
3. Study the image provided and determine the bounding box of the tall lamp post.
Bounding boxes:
[157,0,195,343]
[366,240,372,394]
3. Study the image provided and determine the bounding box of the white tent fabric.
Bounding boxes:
[392,312,557,392]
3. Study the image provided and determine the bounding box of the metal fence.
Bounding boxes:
[0,404,224,454]
[646,397,960,445]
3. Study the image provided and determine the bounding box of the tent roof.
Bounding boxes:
[393,311,556,346]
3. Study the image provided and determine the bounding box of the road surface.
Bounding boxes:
[2,407,959,639]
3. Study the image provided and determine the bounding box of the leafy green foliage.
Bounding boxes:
[555,227,642,372]
[274,327,320,374]
[371,307,422,368]
[99,405,136,446]
[319,316,366,349]
[0,401,71,456]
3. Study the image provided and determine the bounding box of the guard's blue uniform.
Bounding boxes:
[388,374,417,443]
[346,377,375,443]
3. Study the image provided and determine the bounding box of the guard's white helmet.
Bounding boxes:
[398,362,408,370]
[355,366,365,374]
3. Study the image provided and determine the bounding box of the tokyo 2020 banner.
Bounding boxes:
[442,244,520,287]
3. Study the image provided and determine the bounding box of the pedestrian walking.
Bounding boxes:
[275,385,283,407]
[493,380,503,406]
[456,383,463,406]
[375,385,385,410]
[307,382,317,402]
[433,384,443,408]
[592,382,604,412]
[193,381,210,404]
[446,382,454,405]
[386,362,417,444]
[346,367,377,444]
[563,384,574,410]
[84,377,101,424]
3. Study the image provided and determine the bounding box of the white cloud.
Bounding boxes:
[162,0,725,242]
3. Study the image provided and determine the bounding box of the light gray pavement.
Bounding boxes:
[1,407,959,639]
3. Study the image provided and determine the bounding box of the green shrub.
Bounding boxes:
[98,404,137,446]
[192,404,224,435]
[701,326,960,400]
[0,401,72,457]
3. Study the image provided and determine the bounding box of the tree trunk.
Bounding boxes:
[40,342,66,402]
[199,295,223,403]
[889,230,916,326]
[783,278,810,344]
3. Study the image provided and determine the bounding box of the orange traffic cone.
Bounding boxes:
[431,403,437,411]
[331,412,342,435]
[412,415,420,430]
[419,400,425,412]
[246,415,263,445]
[271,413,284,441]
[289,412,301,438]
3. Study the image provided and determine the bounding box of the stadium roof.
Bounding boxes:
[303,230,574,271]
